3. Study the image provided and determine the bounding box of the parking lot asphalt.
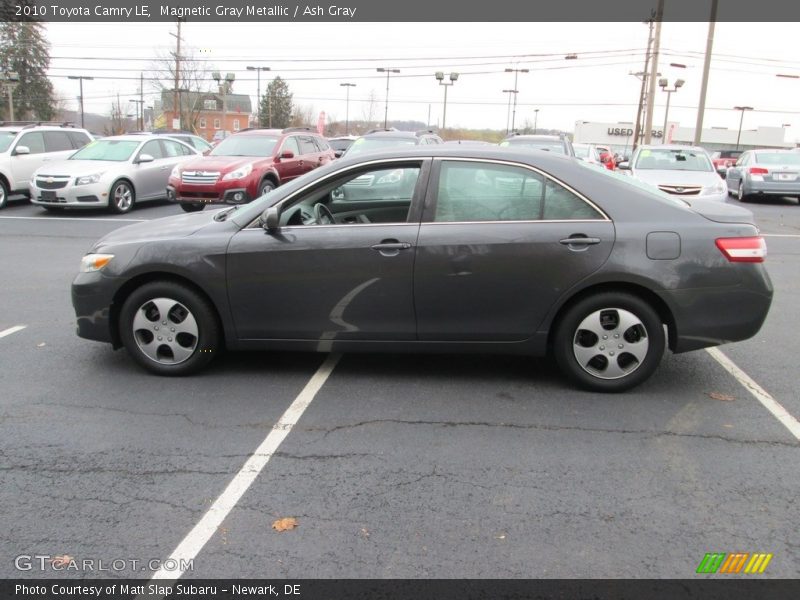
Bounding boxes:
[1,194,798,580]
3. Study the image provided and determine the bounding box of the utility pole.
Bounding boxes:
[68,76,94,128]
[2,72,19,121]
[247,66,271,126]
[140,72,144,130]
[643,0,664,144]
[377,67,400,128]
[170,18,182,129]
[632,17,655,153]
[435,72,458,131]
[131,99,144,131]
[340,82,356,134]
[694,0,718,145]
[505,68,529,134]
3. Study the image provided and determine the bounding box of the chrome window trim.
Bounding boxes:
[432,157,611,222]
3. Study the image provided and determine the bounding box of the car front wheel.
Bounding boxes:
[180,202,205,213]
[0,179,8,209]
[119,281,221,376]
[109,180,135,213]
[553,292,665,392]
[258,179,275,197]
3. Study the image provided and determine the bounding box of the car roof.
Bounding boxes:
[332,145,578,167]
[752,148,796,153]
[92,134,164,143]
[637,144,707,152]
[505,134,564,141]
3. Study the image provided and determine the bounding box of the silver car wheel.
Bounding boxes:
[737,180,745,201]
[572,307,650,380]
[113,183,134,211]
[131,297,199,365]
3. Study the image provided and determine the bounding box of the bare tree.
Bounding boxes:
[360,89,379,131]
[103,93,132,136]
[149,47,215,132]
[290,103,316,128]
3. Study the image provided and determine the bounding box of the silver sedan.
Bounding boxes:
[726,149,800,202]
[29,135,201,214]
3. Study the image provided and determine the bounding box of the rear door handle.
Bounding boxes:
[371,242,412,251]
[560,236,601,246]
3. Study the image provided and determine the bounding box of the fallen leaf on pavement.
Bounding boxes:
[272,517,298,532]
[51,555,73,567]
[708,392,735,402]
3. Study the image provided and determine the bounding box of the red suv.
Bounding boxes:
[167,127,335,212]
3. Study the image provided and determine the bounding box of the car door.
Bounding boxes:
[414,158,615,341]
[226,158,430,342]
[10,131,47,190]
[275,136,303,182]
[160,139,198,189]
[297,136,322,175]
[131,140,169,200]
[727,152,747,190]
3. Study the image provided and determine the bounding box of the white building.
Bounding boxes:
[573,121,795,157]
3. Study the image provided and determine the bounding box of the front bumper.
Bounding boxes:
[29,180,107,207]
[168,182,252,205]
[72,271,118,345]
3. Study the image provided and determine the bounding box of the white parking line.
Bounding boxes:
[0,325,27,338]
[149,353,341,581]
[0,216,147,222]
[706,347,800,441]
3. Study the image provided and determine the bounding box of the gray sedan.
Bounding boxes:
[725,149,800,202]
[30,135,201,213]
[72,147,772,392]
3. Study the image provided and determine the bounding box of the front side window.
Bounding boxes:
[139,140,164,160]
[278,163,422,227]
[17,132,45,154]
[298,136,318,155]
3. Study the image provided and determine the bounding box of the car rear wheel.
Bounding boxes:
[109,180,135,214]
[737,180,749,203]
[119,281,221,376]
[180,202,205,213]
[553,292,665,392]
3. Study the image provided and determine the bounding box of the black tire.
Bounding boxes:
[258,179,276,197]
[180,202,205,213]
[737,181,749,203]
[0,179,8,210]
[42,206,65,213]
[118,281,221,376]
[553,292,665,393]
[109,180,135,214]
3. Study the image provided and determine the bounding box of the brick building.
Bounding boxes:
[160,90,253,141]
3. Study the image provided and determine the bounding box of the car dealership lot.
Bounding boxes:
[1,196,798,579]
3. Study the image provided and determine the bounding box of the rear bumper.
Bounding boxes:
[746,180,800,196]
[661,268,773,353]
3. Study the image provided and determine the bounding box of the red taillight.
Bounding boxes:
[715,237,767,263]
[749,167,769,175]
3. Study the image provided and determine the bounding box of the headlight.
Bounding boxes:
[170,165,182,178]
[703,181,726,195]
[376,169,403,184]
[222,164,253,180]
[75,173,104,186]
[80,254,114,273]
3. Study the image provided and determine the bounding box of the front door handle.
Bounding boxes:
[371,240,412,256]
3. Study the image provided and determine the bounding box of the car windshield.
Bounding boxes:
[500,139,567,154]
[210,135,278,157]
[634,148,712,172]
[754,152,800,166]
[0,131,17,153]
[329,139,353,152]
[573,146,593,159]
[345,137,417,156]
[69,139,140,161]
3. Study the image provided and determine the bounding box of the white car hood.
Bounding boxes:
[34,159,127,178]
[633,169,722,188]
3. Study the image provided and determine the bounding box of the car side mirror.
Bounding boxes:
[716,166,728,177]
[136,153,155,164]
[334,150,343,158]
[262,206,280,232]
[617,161,630,170]
[279,150,295,160]
[14,145,30,155]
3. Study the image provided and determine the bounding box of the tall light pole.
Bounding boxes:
[502,89,517,134]
[659,77,685,143]
[533,108,539,133]
[434,72,458,131]
[377,68,400,128]
[130,99,144,130]
[505,68,529,134]
[734,106,753,150]
[68,75,94,128]
[340,82,356,134]
[2,71,19,122]
[246,65,270,126]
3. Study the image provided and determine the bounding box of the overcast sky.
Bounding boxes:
[45,21,800,140]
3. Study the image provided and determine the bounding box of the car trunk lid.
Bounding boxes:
[685,198,757,225]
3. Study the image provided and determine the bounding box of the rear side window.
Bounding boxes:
[67,131,92,149]
[543,179,603,220]
[44,131,74,152]
[298,136,318,155]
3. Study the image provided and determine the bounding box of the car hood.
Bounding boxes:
[35,159,127,177]
[177,156,263,173]
[633,169,721,187]
[92,209,223,250]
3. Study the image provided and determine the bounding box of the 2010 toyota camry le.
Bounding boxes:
[72,146,773,392]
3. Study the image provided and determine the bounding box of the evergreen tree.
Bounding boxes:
[259,77,293,128]
[0,22,56,121]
